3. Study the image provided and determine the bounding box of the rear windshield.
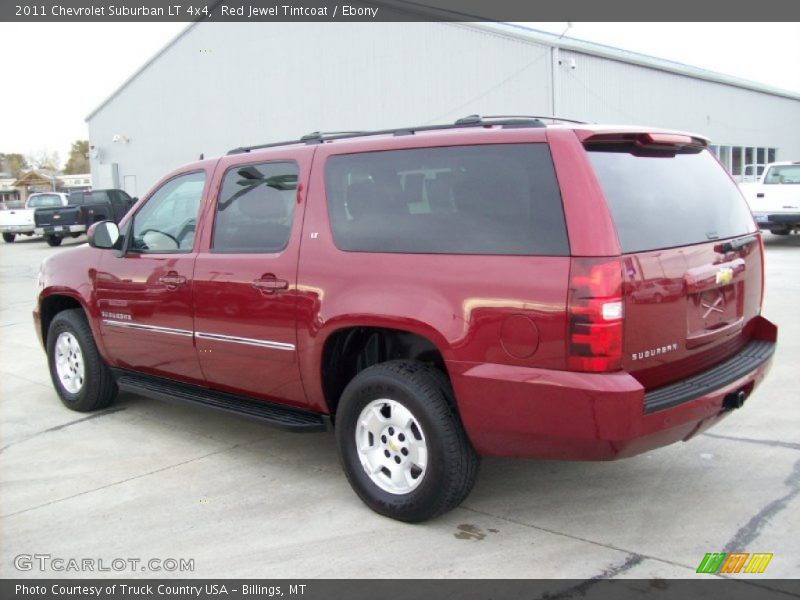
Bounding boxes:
[587,147,756,253]
[324,144,568,255]
[69,191,109,205]
[764,164,800,184]
[27,194,63,208]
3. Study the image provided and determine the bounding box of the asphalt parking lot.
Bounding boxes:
[0,233,798,581]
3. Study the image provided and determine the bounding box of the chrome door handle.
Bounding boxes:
[158,274,187,289]
[252,277,289,294]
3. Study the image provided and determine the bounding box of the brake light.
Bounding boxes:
[635,133,707,151]
[567,258,624,372]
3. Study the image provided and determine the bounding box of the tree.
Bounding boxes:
[0,153,29,178]
[26,150,61,172]
[63,140,90,174]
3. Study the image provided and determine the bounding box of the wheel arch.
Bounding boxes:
[39,292,110,364]
[318,321,454,420]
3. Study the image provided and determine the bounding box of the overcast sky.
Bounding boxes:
[0,21,798,166]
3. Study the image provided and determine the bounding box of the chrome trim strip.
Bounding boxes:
[102,319,194,338]
[194,331,295,351]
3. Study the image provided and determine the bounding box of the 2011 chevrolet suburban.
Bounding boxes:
[34,116,777,522]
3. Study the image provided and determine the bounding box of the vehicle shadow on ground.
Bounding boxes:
[4,235,86,248]
[762,232,800,248]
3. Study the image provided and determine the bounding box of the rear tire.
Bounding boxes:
[2,233,14,243]
[45,235,63,247]
[47,309,117,412]
[336,360,479,522]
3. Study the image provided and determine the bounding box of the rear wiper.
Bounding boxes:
[717,234,758,253]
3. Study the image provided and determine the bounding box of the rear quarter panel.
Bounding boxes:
[296,129,571,413]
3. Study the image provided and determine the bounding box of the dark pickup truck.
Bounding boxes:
[34,189,135,246]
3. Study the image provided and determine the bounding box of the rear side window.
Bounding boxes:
[587,148,756,253]
[212,161,298,253]
[324,144,568,255]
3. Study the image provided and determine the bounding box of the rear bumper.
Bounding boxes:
[35,225,86,236]
[753,212,800,228]
[449,316,777,460]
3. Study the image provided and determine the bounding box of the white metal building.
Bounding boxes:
[86,21,800,196]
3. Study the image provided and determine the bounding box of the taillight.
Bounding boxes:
[567,257,624,372]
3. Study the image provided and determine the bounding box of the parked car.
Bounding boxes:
[34,189,136,246]
[740,161,800,235]
[0,192,69,243]
[34,116,777,522]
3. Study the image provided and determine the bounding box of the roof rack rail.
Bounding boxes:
[226,114,563,155]
[456,114,589,125]
[300,131,366,144]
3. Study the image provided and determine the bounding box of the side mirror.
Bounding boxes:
[87,220,121,249]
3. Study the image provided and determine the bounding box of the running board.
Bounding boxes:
[113,370,326,433]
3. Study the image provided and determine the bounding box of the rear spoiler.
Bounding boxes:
[581,132,708,151]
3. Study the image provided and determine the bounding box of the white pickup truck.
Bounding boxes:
[740,161,800,235]
[0,193,68,243]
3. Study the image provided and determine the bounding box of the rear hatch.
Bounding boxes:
[584,132,762,389]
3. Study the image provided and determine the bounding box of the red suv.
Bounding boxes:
[34,116,777,522]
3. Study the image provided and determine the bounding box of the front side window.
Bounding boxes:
[324,144,568,255]
[130,171,205,253]
[212,161,298,253]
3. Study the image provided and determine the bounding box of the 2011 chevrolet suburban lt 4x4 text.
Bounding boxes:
[34,116,777,522]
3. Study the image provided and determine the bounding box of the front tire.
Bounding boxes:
[2,233,15,243]
[336,360,479,522]
[45,235,63,247]
[47,309,117,412]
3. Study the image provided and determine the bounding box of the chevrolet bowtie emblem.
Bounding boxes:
[715,267,733,286]
[702,290,725,319]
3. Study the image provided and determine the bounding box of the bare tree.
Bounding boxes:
[26,149,61,171]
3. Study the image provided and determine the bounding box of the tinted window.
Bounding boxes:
[131,172,205,253]
[324,144,568,255]
[212,161,298,253]
[69,191,110,205]
[587,148,756,253]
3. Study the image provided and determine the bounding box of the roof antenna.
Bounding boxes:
[559,22,573,39]
[199,153,204,160]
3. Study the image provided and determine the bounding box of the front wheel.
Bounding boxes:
[47,309,117,412]
[336,360,479,522]
[2,233,15,243]
[45,235,63,247]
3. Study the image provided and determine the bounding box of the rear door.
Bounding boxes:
[582,133,762,389]
[192,148,313,407]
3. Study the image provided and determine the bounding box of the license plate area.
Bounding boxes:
[686,282,743,348]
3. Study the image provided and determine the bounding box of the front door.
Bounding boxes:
[95,170,208,384]
[192,155,309,407]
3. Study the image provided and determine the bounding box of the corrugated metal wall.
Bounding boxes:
[88,22,553,194]
[556,49,800,151]
[88,22,800,195]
